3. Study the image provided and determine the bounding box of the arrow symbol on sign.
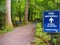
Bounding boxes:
[49,18,54,23]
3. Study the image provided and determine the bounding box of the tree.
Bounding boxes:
[24,0,29,23]
[5,0,13,28]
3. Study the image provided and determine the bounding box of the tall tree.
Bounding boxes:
[24,0,29,23]
[5,0,13,28]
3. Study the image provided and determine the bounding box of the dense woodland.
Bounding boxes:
[0,0,60,45]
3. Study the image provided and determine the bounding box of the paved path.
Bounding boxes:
[0,24,34,45]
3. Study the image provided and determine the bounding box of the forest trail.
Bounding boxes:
[0,24,35,45]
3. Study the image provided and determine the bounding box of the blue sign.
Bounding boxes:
[43,10,59,33]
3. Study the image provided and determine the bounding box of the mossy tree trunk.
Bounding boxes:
[5,0,13,28]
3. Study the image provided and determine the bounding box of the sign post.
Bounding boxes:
[43,10,60,45]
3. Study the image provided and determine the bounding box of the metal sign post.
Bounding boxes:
[50,33,54,45]
[43,10,59,45]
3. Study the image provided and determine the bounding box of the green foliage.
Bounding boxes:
[0,0,5,13]
[0,27,14,34]
[35,38,47,45]
[11,0,25,23]
[34,23,57,45]
[35,23,50,44]
[55,0,60,3]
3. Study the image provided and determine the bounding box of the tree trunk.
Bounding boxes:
[24,0,29,23]
[5,0,13,28]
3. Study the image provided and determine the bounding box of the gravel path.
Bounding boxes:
[0,24,34,45]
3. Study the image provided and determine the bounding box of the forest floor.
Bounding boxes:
[0,24,35,45]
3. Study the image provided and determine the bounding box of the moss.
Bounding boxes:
[0,27,14,34]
